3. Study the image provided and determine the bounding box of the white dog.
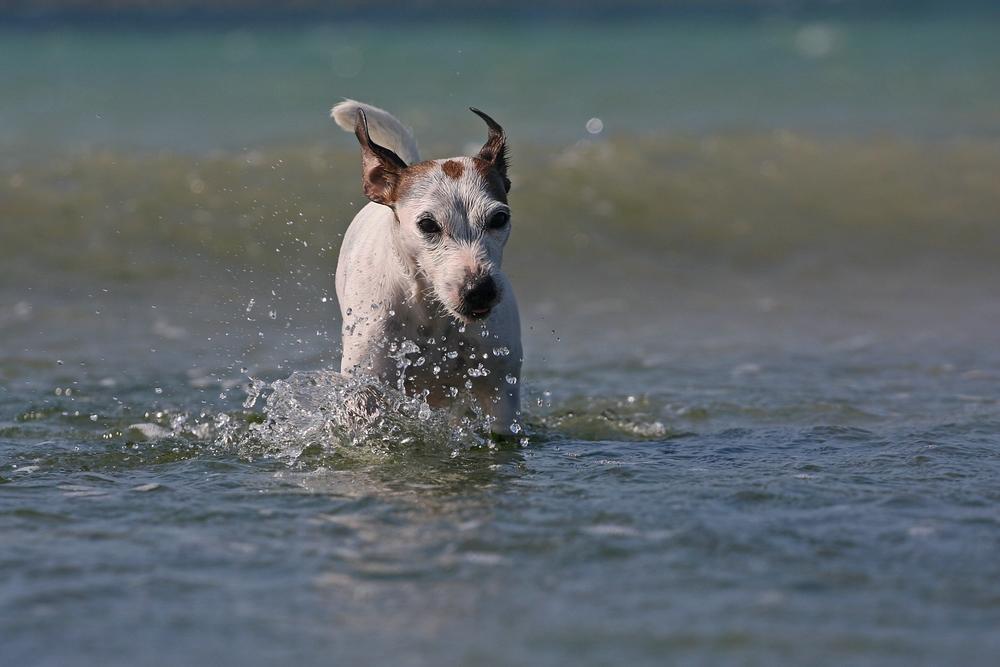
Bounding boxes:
[330,100,523,436]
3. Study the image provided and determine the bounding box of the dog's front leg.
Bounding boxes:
[473,376,523,436]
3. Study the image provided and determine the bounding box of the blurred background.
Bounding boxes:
[2,0,999,385]
[3,2,1000,666]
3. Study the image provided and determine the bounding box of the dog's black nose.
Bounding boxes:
[462,275,498,316]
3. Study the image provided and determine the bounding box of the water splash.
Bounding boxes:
[240,370,496,463]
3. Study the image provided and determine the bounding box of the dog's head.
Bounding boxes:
[353,108,513,324]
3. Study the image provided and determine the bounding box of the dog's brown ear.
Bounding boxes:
[470,108,511,193]
[354,109,409,206]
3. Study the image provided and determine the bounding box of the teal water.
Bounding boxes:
[2,14,1000,666]
[3,19,1000,156]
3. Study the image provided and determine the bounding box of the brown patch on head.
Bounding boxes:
[393,157,509,208]
[399,160,437,196]
[391,160,438,202]
[441,160,465,180]
[401,160,437,179]
[472,158,510,203]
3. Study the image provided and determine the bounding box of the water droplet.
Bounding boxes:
[269,310,277,319]
[246,299,255,313]
[492,346,509,356]
[509,422,523,434]
[505,374,518,385]
[480,329,489,337]
[415,356,426,366]
[345,307,352,315]
[458,325,466,333]
[446,351,458,359]
[388,310,395,316]
[432,366,441,375]
[155,387,162,394]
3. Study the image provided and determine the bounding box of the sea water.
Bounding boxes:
[2,13,1000,666]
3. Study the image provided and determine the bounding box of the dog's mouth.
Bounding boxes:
[464,306,493,321]
[453,302,495,323]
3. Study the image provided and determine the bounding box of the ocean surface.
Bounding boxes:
[2,12,1000,666]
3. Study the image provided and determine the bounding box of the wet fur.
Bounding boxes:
[331,100,523,435]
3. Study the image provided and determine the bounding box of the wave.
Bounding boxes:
[3,133,1000,279]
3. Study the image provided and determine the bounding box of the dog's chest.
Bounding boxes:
[384,317,508,402]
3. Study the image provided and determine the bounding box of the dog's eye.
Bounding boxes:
[417,217,441,235]
[487,211,510,230]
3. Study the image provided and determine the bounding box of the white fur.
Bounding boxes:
[333,102,523,436]
[331,99,420,166]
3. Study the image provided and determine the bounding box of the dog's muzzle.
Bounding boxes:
[459,275,500,321]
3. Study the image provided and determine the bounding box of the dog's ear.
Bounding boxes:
[470,108,511,193]
[354,109,409,206]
